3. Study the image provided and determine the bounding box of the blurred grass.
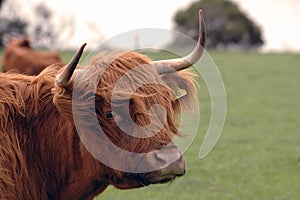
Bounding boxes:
[1,49,300,199]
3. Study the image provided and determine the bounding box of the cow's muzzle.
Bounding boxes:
[136,143,185,185]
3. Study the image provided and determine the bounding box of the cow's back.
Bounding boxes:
[2,43,63,75]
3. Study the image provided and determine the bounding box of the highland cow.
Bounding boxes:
[1,37,63,75]
[0,10,205,200]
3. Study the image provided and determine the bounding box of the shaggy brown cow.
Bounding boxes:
[1,37,63,75]
[0,10,205,200]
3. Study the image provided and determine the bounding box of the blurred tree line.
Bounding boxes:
[173,0,264,49]
[0,0,73,48]
[1,0,264,50]
[0,0,104,49]
[0,0,26,47]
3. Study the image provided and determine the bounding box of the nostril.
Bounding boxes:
[179,154,184,164]
[180,157,185,166]
[176,155,185,173]
[155,153,166,162]
[155,151,182,162]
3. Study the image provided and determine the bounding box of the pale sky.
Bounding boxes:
[2,0,300,52]
[232,0,300,52]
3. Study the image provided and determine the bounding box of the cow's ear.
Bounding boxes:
[56,43,86,87]
[162,71,198,110]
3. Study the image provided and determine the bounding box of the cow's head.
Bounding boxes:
[52,10,205,189]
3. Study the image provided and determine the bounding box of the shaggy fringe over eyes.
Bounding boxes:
[53,51,198,152]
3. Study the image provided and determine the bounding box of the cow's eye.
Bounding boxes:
[106,111,114,119]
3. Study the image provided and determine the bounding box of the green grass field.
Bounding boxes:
[1,49,299,199]
[97,51,300,200]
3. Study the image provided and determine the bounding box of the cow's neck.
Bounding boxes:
[21,76,108,199]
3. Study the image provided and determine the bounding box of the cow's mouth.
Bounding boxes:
[137,174,178,186]
[108,144,185,189]
[136,155,185,186]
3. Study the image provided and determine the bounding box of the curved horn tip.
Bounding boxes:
[152,10,206,74]
[199,9,203,16]
[198,9,204,26]
[56,43,87,87]
[80,43,87,50]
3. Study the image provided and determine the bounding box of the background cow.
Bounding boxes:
[0,10,205,200]
[1,37,63,75]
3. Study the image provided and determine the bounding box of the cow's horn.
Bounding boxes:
[153,10,206,74]
[56,43,87,87]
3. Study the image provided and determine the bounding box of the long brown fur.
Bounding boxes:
[0,51,198,199]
